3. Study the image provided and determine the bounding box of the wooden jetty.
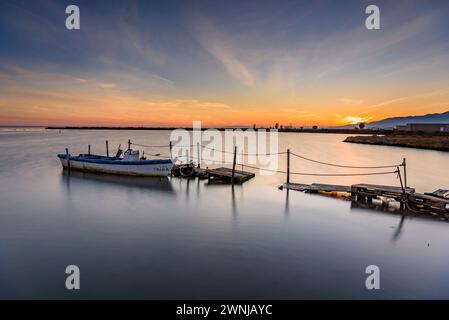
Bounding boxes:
[206,167,255,184]
[171,164,254,184]
[281,183,351,193]
[193,167,208,179]
[424,189,449,199]
[282,182,449,216]
[408,192,449,214]
[351,184,415,202]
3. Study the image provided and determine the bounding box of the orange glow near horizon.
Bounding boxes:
[1,69,448,127]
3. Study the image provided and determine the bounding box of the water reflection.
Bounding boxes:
[284,189,290,217]
[231,185,237,219]
[3,129,449,299]
[392,214,406,243]
[60,171,174,193]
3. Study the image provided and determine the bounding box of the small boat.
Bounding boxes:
[58,149,174,177]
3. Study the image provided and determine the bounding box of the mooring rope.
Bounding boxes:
[196,157,398,177]
[130,140,402,170]
[201,144,287,156]
[131,142,170,148]
[290,152,401,169]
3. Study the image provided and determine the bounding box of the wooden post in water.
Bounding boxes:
[286,149,291,185]
[169,141,173,159]
[197,142,201,168]
[88,144,91,155]
[402,158,407,188]
[128,139,131,151]
[106,140,109,157]
[241,149,244,173]
[397,166,406,210]
[65,148,71,175]
[232,146,237,186]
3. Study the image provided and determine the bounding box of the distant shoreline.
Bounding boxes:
[344,135,449,151]
[45,126,392,135]
[45,126,449,136]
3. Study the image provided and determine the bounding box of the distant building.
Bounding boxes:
[396,123,449,133]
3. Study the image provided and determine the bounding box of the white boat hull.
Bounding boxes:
[58,157,173,177]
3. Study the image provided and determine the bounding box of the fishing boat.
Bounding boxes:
[58,149,174,177]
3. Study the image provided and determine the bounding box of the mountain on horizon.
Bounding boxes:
[335,110,449,129]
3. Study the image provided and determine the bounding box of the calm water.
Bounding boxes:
[0,128,448,299]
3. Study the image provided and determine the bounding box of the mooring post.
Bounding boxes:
[88,144,91,155]
[241,149,244,173]
[65,148,71,175]
[106,140,109,157]
[128,139,131,151]
[232,146,237,186]
[287,148,291,185]
[403,158,407,188]
[197,142,201,169]
[396,166,406,209]
[169,141,173,159]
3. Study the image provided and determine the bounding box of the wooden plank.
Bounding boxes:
[352,184,415,194]
[283,183,351,193]
[206,167,255,183]
[409,193,449,210]
[425,189,449,199]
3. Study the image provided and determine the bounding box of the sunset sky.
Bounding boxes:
[1,0,449,127]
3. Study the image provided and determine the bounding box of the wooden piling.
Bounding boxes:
[232,146,237,185]
[128,139,131,151]
[397,166,405,195]
[169,141,173,177]
[88,144,91,155]
[197,142,201,169]
[241,149,244,173]
[65,148,71,174]
[106,140,109,157]
[287,149,291,184]
[403,158,407,188]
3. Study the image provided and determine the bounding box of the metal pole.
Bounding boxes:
[287,149,290,185]
[106,140,109,157]
[65,148,71,175]
[232,146,237,186]
[403,158,407,188]
[197,142,201,168]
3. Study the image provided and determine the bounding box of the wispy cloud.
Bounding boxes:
[97,83,117,89]
[193,20,255,87]
[337,98,364,107]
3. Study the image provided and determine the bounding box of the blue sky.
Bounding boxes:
[1,0,448,126]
